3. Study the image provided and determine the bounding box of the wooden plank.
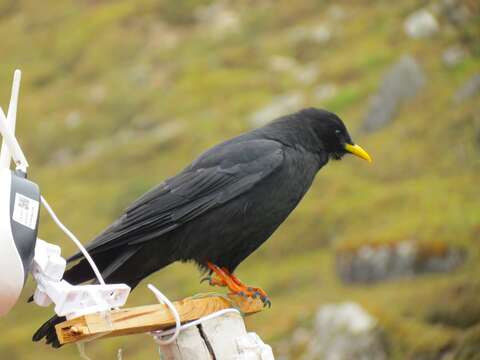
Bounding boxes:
[55,294,264,345]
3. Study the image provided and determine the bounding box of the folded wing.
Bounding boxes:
[68,139,284,262]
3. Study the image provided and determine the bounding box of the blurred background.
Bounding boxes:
[0,0,479,359]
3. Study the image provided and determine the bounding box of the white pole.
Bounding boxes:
[157,312,274,360]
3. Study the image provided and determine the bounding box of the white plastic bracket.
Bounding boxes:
[1,69,131,321]
[32,239,130,319]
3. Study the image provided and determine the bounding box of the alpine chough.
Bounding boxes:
[33,107,371,347]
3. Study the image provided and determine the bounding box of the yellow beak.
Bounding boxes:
[344,143,372,163]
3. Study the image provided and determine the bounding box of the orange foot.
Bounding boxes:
[201,262,271,307]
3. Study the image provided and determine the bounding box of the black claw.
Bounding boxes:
[200,276,211,284]
[260,296,271,308]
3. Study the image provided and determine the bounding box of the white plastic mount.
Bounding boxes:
[1,70,130,320]
[32,239,130,319]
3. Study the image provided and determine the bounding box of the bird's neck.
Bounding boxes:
[255,118,325,156]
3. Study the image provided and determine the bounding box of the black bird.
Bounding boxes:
[33,108,371,347]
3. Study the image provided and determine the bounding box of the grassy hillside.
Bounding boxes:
[0,0,479,359]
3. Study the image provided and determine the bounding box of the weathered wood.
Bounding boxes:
[159,321,214,359]
[55,294,263,345]
[159,312,275,359]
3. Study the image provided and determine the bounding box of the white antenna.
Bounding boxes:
[0,70,28,172]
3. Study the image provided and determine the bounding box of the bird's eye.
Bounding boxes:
[335,129,341,136]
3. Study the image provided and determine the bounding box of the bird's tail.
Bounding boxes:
[32,314,65,348]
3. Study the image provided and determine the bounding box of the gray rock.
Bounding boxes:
[289,24,332,45]
[303,303,387,360]
[310,25,332,44]
[404,9,439,39]
[454,74,480,103]
[440,0,473,26]
[336,241,465,284]
[147,22,180,50]
[268,56,298,73]
[362,56,425,132]
[442,45,466,68]
[249,93,303,127]
[295,64,319,85]
[313,83,337,102]
[195,2,239,33]
[268,56,319,85]
[64,111,82,129]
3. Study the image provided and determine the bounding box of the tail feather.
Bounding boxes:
[63,248,123,284]
[32,315,65,348]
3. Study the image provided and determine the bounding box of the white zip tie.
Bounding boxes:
[41,196,117,360]
[148,284,181,345]
[76,342,92,360]
[148,284,240,346]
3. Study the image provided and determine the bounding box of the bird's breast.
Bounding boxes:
[176,147,321,269]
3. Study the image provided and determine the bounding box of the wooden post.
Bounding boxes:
[158,311,274,360]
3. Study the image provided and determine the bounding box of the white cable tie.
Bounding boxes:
[158,308,240,336]
[148,284,240,346]
[40,196,106,286]
[76,343,92,360]
[148,284,181,345]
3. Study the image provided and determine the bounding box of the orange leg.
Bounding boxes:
[221,267,270,302]
[202,262,271,307]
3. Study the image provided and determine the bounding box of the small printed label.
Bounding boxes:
[12,193,39,230]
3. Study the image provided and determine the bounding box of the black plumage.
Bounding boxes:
[32,108,370,347]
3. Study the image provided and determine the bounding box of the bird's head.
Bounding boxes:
[301,108,372,163]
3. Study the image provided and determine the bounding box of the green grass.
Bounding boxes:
[0,0,479,359]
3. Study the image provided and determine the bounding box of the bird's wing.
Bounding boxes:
[68,139,284,261]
